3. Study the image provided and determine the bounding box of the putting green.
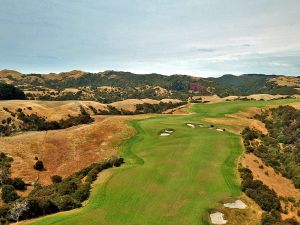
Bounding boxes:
[25,99,299,225]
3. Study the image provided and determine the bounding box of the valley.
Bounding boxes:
[14,99,300,225]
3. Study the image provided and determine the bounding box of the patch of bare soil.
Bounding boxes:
[0,115,143,185]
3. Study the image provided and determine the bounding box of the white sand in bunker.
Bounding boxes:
[223,200,247,209]
[216,128,225,132]
[160,133,171,136]
[210,212,227,224]
[186,123,195,128]
[159,129,174,136]
[164,129,174,134]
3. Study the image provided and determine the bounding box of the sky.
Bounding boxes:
[0,0,300,77]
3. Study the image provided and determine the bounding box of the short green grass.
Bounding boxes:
[25,99,300,225]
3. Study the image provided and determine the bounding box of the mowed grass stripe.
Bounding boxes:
[24,99,300,225]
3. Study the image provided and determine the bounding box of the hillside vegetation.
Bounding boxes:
[0,99,184,136]
[209,74,300,96]
[241,105,300,224]
[1,70,299,103]
[243,106,300,188]
[0,83,26,100]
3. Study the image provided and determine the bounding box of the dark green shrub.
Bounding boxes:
[73,183,91,202]
[0,83,26,100]
[1,185,19,203]
[51,175,62,184]
[57,181,77,195]
[33,160,44,171]
[52,195,81,211]
[11,178,26,190]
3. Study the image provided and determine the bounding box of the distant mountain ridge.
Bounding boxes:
[0,69,299,103]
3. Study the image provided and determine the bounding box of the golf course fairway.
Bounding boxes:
[24,99,300,225]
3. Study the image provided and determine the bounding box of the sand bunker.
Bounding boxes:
[160,133,171,136]
[210,212,227,224]
[159,129,174,136]
[164,129,174,134]
[216,128,225,132]
[187,123,195,128]
[224,200,247,209]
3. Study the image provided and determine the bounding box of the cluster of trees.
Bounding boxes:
[0,107,94,136]
[4,70,236,102]
[28,86,191,104]
[0,83,26,100]
[209,74,298,96]
[0,152,27,217]
[242,105,300,188]
[239,167,281,211]
[239,167,298,225]
[240,105,300,224]
[88,101,186,116]
[0,153,124,223]
[135,101,185,114]
[3,71,300,103]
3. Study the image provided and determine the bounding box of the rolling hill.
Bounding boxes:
[1,69,299,103]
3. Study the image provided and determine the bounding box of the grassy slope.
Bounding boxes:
[24,99,300,225]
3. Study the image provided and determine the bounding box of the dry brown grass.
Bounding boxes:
[110,98,182,112]
[241,153,300,222]
[43,70,86,81]
[0,69,23,79]
[0,115,147,185]
[0,100,108,122]
[241,153,300,200]
[191,94,292,104]
[268,76,300,87]
[191,95,222,103]
[163,103,192,115]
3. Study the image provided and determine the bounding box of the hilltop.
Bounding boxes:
[1,69,299,103]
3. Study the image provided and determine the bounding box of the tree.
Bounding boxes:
[33,161,44,171]
[0,83,26,100]
[1,185,19,203]
[12,177,26,190]
[0,167,10,185]
[51,175,62,184]
[52,195,81,211]
[8,200,29,222]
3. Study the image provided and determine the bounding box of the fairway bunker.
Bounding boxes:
[216,128,225,132]
[186,123,196,128]
[159,128,175,136]
[160,133,171,136]
[210,212,227,224]
[223,200,247,209]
